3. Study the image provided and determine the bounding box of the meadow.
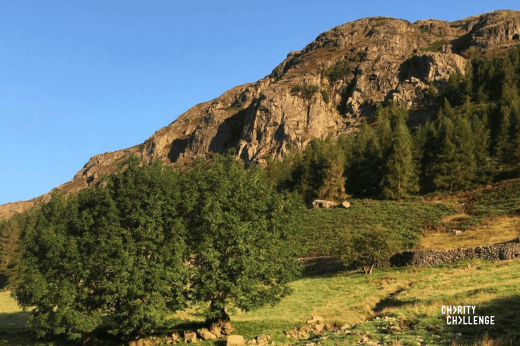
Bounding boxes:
[2,258,520,345]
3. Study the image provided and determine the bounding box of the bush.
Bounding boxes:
[291,85,320,100]
[324,60,351,84]
[321,90,330,103]
[336,226,402,274]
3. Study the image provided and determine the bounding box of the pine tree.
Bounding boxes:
[381,122,419,199]
[345,121,383,197]
[416,119,438,193]
[494,105,512,167]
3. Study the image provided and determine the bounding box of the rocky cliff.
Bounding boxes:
[2,10,520,219]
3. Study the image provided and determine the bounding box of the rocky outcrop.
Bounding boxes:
[2,10,520,218]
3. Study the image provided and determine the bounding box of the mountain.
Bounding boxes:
[2,10,520,219]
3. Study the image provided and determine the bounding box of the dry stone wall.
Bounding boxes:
[301,239,520,274]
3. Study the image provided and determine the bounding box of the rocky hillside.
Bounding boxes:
[2,10,520,219]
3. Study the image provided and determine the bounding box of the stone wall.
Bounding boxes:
[301,240,520,274]
[390,241,520,267]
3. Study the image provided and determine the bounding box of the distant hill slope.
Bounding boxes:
[2,10,520,220]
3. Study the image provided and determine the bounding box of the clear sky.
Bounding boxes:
[1,0,519,205]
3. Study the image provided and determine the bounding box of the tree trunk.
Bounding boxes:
[207,299,230,324]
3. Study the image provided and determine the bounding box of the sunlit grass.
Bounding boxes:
[419,215,520,249]
[2,259,520,345]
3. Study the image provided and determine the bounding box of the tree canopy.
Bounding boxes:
[14,155,303,341]
[180,155,303,321]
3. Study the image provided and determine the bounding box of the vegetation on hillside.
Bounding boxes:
[12,155,303,342]
[266,45,520,202]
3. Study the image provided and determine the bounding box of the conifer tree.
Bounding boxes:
[494,105,512,167]
[346,121,383,197]
[381,122,419,199]
[416,119,438,192]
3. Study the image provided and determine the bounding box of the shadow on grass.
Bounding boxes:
[372,287,418,313]
[0,312,75,345]
[445,295,520,344]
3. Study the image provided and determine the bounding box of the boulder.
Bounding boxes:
[311,200,338,209]
[227,335,245,346]
[256,334,271,346]
[197,328,217,341]
[184,331,198,343]
[222,321,234,335]
[341,201,351,209]
[209,323,223,338]
[312,323,325,333]
[171,333,180,343]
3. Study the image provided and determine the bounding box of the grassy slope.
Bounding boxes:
[301,179,520,256]
[2,259,520,345]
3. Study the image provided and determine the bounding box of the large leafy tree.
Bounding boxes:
[14,159,189,341]
[180,155,303,322]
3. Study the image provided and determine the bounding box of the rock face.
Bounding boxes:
[2,10,520,218]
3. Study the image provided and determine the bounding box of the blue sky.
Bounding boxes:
[1,0,519,205]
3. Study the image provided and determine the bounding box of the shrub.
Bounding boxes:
[336,226,402,274]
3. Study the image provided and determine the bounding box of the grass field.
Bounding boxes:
[2,258,520,345]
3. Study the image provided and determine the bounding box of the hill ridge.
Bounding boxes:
[2,9,520,219]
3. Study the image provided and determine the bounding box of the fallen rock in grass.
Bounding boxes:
[184,331,198,343]
[311,200,338,209]
[171,333,180,343]
[197,328,217,340]
[255,334,271,346]
[227,335,245,346]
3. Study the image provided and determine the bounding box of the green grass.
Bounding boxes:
[299,179,520,256]
[419,39,446,52]
[299,199,456,256]
[3,259,520,345]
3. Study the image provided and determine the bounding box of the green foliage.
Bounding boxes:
[336,226,402,274]
[0,209,37,288]
[13,156,304,340]
[344,121,383,197]
[320,90,330,103]
[300,199,454,257]
[14,159,189,340]
[324,60,351,84]
[379,104,419,199]
[290,85,320,100]
[179,155,303,321]
[419,39,446,52]
[280,137,347,204]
